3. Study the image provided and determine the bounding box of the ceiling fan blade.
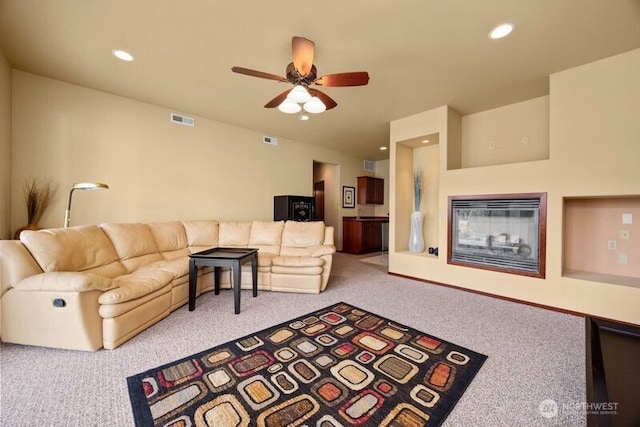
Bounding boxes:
[264,89,292,108]
[231,66,286,82]
[308,88,337,110]
[292,36,315,77]
[315,71,370,87]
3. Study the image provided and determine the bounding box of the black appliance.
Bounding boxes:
[274,195,315,221]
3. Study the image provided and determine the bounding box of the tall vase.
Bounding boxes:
[409,211,425,253]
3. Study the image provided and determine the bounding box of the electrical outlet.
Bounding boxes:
[608,240,617,250]
[620,230,630,240]
[618,253,629,264]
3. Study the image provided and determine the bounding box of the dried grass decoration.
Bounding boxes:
[413,169,423,211]
[14,178,58,239]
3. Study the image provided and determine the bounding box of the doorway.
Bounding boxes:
[314,181,325,221]
[313,161,341,249]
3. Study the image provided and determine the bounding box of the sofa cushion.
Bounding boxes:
[100,223,163,272]
[138,258,189,278]
[147,221,188,260]
[279,245,336,257]
[183,220,219,247]
[250,221,284,245]
[271,266,324,275]
[20,225,121,273]
[219,222,251,247]
[98,270,173,305]
[281,221,325,247]
[14,272,113,292]
[272,256,325,267]
[249,221,283,255]
[257,252,278,267]
[98,286,171,319]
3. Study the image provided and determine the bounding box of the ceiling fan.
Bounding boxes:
[231,36,369,114]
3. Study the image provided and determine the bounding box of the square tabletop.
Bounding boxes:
[190,247,258,259]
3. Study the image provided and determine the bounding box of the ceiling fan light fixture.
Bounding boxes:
[287,85,312,103]
[303,97,326,114]
[232,37,369,115]
[278,99,301,114]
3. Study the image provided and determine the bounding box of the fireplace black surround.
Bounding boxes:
[448,193,547,278]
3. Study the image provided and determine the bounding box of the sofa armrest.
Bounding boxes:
[309,245,336,257]
[13,272,113,292]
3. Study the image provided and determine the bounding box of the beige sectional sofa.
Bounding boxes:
[0,220,335,351]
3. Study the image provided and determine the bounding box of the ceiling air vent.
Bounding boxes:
[363,160,375,172]
[263,136,278,146]
[170,112,195,127]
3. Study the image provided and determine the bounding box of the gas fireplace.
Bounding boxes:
[448,193,547,278]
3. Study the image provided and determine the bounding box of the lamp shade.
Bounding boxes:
[72,182,109,190]
[303,97,326,114]
[287,85,312,103]
[278,99,302,114]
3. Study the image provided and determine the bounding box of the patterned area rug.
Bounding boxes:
[127,302,487,426]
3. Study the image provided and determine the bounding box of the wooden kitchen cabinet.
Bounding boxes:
[343,217,388,254]
[357,176,384,205]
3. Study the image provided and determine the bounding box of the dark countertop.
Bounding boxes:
[343,216,389,222]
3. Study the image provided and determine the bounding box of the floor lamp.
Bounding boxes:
[64,182,109,228]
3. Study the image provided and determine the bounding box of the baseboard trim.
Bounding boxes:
[388,271,591,321]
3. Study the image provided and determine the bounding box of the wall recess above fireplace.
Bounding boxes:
[448,193,547,278]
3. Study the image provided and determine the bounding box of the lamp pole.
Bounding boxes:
[63,182,109,228]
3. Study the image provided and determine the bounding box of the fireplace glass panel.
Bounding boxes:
[449,194,546,277]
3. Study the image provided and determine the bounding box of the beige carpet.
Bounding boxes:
[359,253,389,267]
[0,252,586,426]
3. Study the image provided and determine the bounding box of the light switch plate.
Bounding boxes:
[622,213,632,224]
[618,253,629,264]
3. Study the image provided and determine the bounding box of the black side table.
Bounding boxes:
[188,247,258,314]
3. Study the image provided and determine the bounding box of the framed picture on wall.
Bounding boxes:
[343,186,356,208]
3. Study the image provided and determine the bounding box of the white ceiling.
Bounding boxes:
[1,0,639,160]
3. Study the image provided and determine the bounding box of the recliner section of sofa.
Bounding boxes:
[0,220,335,351]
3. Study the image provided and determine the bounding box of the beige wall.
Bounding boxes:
[461,96,549,168]
[10,71,367,239]
[389,49,640,325]
[0,51,11,240]
[374,159,390,217]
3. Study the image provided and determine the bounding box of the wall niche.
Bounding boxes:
[394,133,440,255]
[563,196,640,288]
[448,96,550,170]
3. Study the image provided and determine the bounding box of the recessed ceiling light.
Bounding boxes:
[379,146,388,151]
[489,23,514,40]
[112,49,134,61]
